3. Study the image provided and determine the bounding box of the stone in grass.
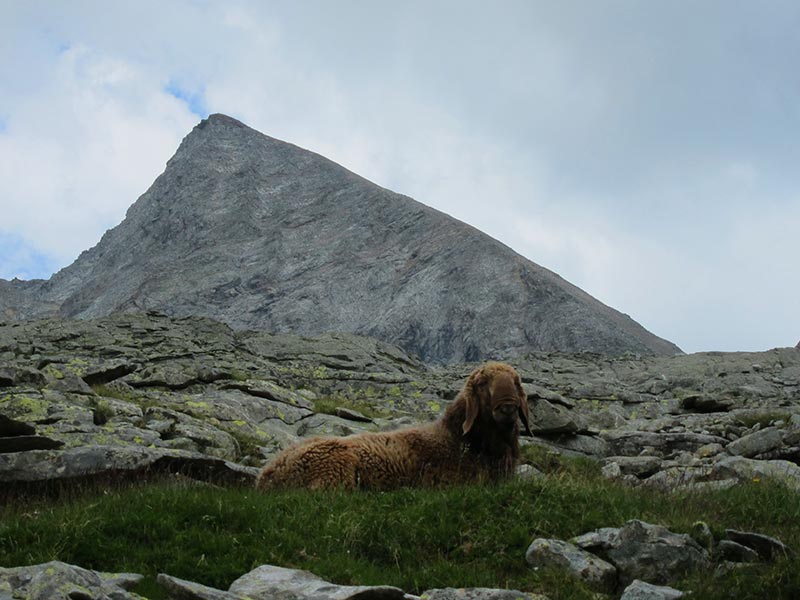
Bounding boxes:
[725,529,795,560]
[572,520,710,587]
[525,538,617,592]
[607,520,710,586]
[717,540,760,563]
[619,579,684,600]
[228,564,407,600]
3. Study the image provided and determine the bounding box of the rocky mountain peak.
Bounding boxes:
[1,115,682,362]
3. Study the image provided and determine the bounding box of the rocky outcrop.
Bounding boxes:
[0,113,680,363]
[1,313,799,599]
[1,312,799,492]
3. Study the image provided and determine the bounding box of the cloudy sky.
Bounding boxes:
[2,1,798,353]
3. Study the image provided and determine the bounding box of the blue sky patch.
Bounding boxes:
[165,81,208,118]
[0,232,60,281]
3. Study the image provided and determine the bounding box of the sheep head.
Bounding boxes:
[462,362,531,437]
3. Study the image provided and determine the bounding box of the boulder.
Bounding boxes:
[227,565,407,600]
[573,520,709,587]
[609,521,710,585]
[525,538,617,592]
[726,426,784,458]
[0,561,143,600]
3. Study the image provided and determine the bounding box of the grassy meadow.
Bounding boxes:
[1,453,799,599]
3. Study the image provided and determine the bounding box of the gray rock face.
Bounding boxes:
[2,311,800,491]
[0,113,680,363]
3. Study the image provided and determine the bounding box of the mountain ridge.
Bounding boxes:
[0,113,682,362]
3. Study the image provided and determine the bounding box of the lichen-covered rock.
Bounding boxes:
[0,561,144,600]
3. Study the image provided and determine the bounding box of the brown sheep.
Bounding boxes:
[255,362,531,490]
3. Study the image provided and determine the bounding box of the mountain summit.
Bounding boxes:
[0,114,681,362]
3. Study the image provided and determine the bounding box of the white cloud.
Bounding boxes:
[0,44,197,267]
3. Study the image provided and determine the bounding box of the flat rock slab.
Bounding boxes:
[0,445,258,486]
[0,561,144,600]
[228,565,408,600]
[525,538,616,592]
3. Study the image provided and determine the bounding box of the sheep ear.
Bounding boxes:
[462,391,480,435]
[462,368,485,435]
[518,396,533,437]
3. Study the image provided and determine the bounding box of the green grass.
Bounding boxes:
[1,474,799,599]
